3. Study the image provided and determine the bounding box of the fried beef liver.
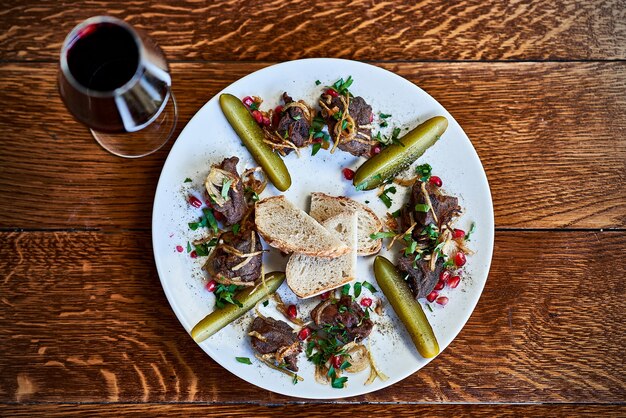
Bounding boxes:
[407,180,461,235]
[209,157,246,226]
[310,296,373,341]
[397,256,444,299]
[322,94,373,157]
[210,230,262,282]
[250,316,301,371]
[275,92,311,154]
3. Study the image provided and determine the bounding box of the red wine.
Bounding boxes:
[67,23,139,91]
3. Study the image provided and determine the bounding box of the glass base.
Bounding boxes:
[91,92,178,158]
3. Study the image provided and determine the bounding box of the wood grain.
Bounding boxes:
[0,62,624,229]
[1,0,625,62]
[1,403,624,417]
[1,231,624,403]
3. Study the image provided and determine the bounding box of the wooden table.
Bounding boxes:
[1,1,625,416]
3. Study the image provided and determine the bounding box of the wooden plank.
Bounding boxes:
[1,0,625,61]
[0,231,624,403]
[0,62,624,229]
[1,403,624,417]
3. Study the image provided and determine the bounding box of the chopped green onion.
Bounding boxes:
[362,282,377,293]
[236,357,252,365]
[312,142,322,156]
[221,178,233,200]
[184,177,192,183]
[379,113,392,119]
[466,222,477,241]
[415,203,430,212]
[369,231,396,240]
[341,284,350,296]
[404,240,417,256]
[353,282,362,298]
[186,242,192,253]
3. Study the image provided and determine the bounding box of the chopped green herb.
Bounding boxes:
[333,110,343,120]
[315,80,321,86]
[362,282,377,293]
[364,200,370,204]
[416,163,432,181]
[236,356,252,365]
[184,177,192,183]
[204,208,219,233]
[379,112,392,119]
[186,241,192,253]
[232,223,241,235]
[369,231,396,240]
[221,178,233,200]
[379,186,397,208]
[379,121,388,128]
[341,119,349,131]
[332,75,353,95]
[426,304,433,312]
[249,102,259,111]
[311,142,322,156]
[193,243,211,256]
[341,284,350,296]
[405,240,418,256]
[353,282,362,298]
[338,305,348,314]
[340,360,351,370]
[415,203,430,212]
[391,209,402,218]
[312,115,326,130]
[292,374,299,385]
[215,284,243,309]
[391,127,404,146]
[263,300,269,307]
[466,222,476,241]
[292,114,302,121]
[331,376,348,389]
[443,259,456,268]
[421,223,439,240]
[245,187,260,202]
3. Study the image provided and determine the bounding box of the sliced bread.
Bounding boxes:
[286,211,358,298]
[255,195,350,257]
[310,192,383,255]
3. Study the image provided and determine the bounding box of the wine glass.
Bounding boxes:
[58,16,177,158]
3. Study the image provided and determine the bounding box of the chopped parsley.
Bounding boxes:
[426,304,433,312]
[188,208,219,233]
[379,120,388,128]
[186,241,192,253]
[311,142,322,156]
[244,187,260,202]
[391,209,402,218]
[221,178,233,200]
[215,284,243,309]
[379,186,397,208]
[236,357,252,365]
[353,282,362,298]
[466,222,476,241]
[315,80,321,86]
[262,300,269,307]
[331,75,353,95]
[232,223,240,235]
[415,203,430,212]
[379,112,392,119]
[292,374,299,385]
[421,223,439,240]
[404,240,418,256]
[369,231,396,240]
[416,163,432,181]
[362,282,377,293]
[374,127,404,147]
[341,284,350,296]
[249,102,259,111]
[193,238,217,256]
[292,114,302,121]
[184,177,192,183]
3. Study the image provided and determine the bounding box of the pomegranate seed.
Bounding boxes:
[190,250,197,259]
[434,281,445,291]
[370,145,381,156]
[274,105,283,115]
[213,211,225,222]
[286,304,297,318]
[448,275,461,289]
[439,270,451,283]
[429,175,442,187]
[325,88,339,97]
[176,245,184,253]
[242,96,254,107]
[262,116,271,126]
[342,168,355,180]
[452,229,466,239]
[320,291,331,300]
[360,297,372,307]
[188,195,202,208]
[426,291,438,303]
[330,355,342,368]
[436,296,449,306]
[454,252,467,267]
[298,327,311,341]
[206,280,217,292]
[251,110,263,124]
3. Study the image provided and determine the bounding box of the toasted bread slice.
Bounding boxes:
[255,195,349,257]
[286,211,358,298]
[310,192,383,255]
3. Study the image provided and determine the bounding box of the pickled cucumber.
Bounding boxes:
[353,116,448,190]
[374,256,439,358]
[191,272,285,343]
[220,93,291,191]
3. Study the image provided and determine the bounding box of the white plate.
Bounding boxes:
[152,58,494,399]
